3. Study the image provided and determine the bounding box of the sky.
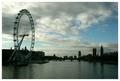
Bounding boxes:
[2,2,118,56]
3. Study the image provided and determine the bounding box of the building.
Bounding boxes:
[78,51,81,58]
[93,48,97,56]
[100,45,104,56]
[63,56,68,59]
[2,49,45,64]
[74,55,77,59]
[31,51,45,60]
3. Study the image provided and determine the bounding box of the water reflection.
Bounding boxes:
[100,62,104,79]
[2,61,118,79]
[93,62,97,78]
[12,65,33,79]
[13,67,19,79]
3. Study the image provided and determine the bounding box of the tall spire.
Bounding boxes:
[93,48,97,57]
[100,45,104,56]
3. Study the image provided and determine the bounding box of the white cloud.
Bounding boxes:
[2,2,118,55]
[2,2,115,36]
[76,9,111,29]
[35,15,80,36]
[2,33,13,40]
[2,2,37,15]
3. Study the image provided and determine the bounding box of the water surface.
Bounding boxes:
[2,61,118,79]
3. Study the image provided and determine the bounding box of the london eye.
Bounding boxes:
[9,9,35,64]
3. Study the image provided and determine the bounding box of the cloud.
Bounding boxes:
[2,33,13,40]
[2,2,118,55]
[2,2,37,15]
[35,15,80,36]
[2,2,117,34]
[76,9,111,29]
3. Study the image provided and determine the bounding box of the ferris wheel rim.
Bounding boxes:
[13,9,35,52]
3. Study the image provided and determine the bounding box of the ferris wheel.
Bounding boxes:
[9,9,35,63]
[13,9,35,52]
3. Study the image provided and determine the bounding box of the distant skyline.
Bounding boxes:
[2,2,118,56]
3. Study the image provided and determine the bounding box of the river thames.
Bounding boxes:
[2,61,118,79]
